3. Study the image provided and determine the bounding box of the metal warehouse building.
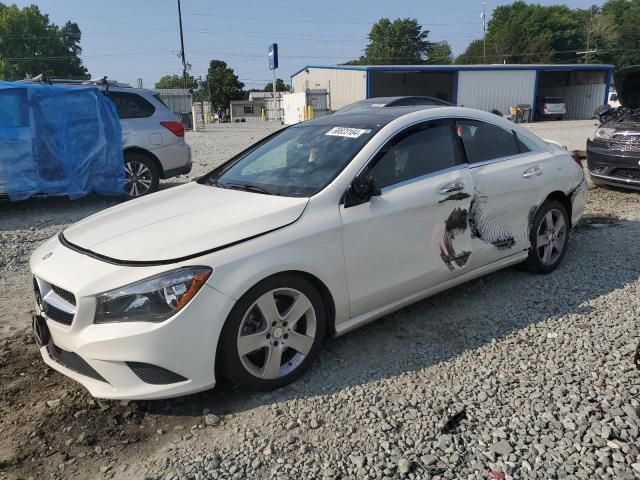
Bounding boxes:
[291,64,614,120]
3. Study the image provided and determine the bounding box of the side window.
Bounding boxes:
[515,132,539,153]
[456,119,520,163]
[368,121,460,189]
[107,92,155,119]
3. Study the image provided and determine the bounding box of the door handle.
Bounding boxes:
[522,166,543,178]
[439,182,465,194]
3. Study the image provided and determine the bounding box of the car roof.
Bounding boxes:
[296,105,444,129]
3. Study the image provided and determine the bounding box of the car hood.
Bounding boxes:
[614,66,640,109]
[62,182,309,264]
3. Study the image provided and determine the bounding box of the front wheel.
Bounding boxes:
[219,274,326,390]
[522,200,570,273]
[124,152,159,198]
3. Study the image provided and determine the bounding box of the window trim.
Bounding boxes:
[380,163,468,194]
[364,119,465,191]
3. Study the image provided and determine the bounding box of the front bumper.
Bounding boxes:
[586,140,640,190]
[30,236,235,400]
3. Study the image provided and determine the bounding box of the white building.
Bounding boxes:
[291,64,614,120]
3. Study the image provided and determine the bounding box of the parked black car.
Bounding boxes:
[587,66,640,191]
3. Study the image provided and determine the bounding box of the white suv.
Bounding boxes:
[96,84,192,197]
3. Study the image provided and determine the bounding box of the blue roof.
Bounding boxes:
[291,63,615,79]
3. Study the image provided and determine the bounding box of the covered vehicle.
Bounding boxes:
[0,81,124,201]
[587,66,640,190]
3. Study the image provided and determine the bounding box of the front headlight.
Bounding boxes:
[94,267,212,323]
[593,127,615,141]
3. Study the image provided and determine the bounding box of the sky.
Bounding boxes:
[11,0,599,89]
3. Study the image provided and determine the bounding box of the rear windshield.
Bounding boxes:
[543,97,564,103]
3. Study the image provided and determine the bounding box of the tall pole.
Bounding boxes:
[177,0,188,88]
[482,2,487,63]
[272,69,277,120]
[585,7,593,64]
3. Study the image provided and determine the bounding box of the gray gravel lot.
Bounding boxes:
[1,120,639,480]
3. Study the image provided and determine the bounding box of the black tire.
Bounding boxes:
[123,151,159,198]
[218,273,327,391]
[522,200,570,274]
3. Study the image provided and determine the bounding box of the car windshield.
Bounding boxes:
[544,97,564,104]
[205,124,380,197]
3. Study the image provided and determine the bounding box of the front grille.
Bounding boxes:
[47,342,107,383]
[127,362,187,385]
[51,285,76,306]
[42,302,74,325]
[613,168,640,181]
[610,133,640,152]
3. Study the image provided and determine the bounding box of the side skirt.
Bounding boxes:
[334,251,529,337]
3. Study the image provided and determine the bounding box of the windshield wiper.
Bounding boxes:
[210,180,228,189]
[224,183,274,195]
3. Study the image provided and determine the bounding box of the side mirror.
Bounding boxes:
[344,172,380,208]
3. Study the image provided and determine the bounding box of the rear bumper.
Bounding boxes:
[151,141,192,178]
[586,140,640,190]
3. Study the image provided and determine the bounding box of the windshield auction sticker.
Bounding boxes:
[325,127,372,138]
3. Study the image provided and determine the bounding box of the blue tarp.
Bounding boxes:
[0,81,124,200]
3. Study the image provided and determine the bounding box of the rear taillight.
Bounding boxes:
[160,121,185,137]
[543,103,548,109]
[571,152,584,169]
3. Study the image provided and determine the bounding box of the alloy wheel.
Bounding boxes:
[124,161,153,197]
[536,208,567,266]
[237,288,317,380]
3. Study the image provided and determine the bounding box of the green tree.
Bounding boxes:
[204,60,244,109]
[456,1,584,64]
[597,0,640,68]
[426,41,453,65]
[0,3,89,80]
[155,74,197,89]
[342,18,452,65]
[263,78,290,92]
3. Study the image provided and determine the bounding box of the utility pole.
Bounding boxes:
[481,2,487,63]
[584,6,594,64]
[177,0,188,88]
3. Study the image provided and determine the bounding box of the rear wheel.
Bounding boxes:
[522,200,569,273]
[219,274,326,390]
[124,152,159,198]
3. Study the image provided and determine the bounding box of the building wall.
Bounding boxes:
[369,71,456,103]
[538,83,605,120]
[457,70,537,115]
[156,89,193,115]
[230,101,265,122]
[292,68,366,110]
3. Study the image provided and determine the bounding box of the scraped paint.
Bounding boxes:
[439,207,472,271]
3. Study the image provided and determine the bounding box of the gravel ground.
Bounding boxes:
[1,120,639,480]
[523,120,598,152]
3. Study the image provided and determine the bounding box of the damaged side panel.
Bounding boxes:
[439,207,472,271]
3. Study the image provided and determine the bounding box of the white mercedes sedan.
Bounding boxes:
[30,102,587,399]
